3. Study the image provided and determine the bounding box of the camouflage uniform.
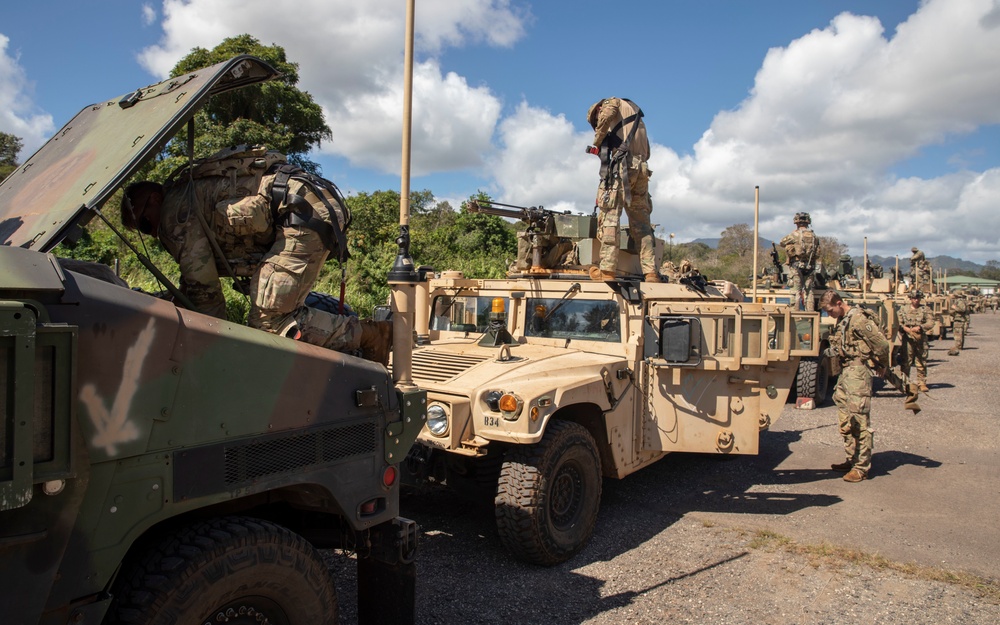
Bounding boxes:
[948,292,969,356]
[909,248,931,292]
[831,307,889,477]
[588,98,656,276]
[898,299,934,388]
[778,219,820,311]
[158,174,361,352]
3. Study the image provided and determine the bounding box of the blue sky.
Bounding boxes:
[2,0,1000,263]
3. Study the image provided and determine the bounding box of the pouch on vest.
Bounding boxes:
[216,194,272,237]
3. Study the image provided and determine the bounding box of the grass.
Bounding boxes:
[733,525,1000,603]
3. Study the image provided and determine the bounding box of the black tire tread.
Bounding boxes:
[107,516,337,625]
[495,420,602,566]
[796,356,830,405]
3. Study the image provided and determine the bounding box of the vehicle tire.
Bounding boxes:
[304,290,356,317]
[796,356,830,405]
[494,420,602,566]
[106,516,337,625]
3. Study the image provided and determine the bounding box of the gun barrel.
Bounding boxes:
[467,201,528,220]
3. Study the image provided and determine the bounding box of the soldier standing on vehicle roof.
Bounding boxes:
[779,212,820,311]
[899,290,933,392]
[121,148,391,365]
[820,290,890,483]
[909,247,932,292]
[585,97,660,283]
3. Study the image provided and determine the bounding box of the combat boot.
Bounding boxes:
[589,266,616,281]
[644,272,662,283]
[359,319,392,366]
[919,382,930,392]
[947,348,959,356]
[843,468,868,483]
[830,461,853,472]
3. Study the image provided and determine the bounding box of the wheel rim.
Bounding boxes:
[201,597,288,625]
[549,460,585,529]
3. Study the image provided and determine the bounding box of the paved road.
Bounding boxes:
[331,312,1000,624]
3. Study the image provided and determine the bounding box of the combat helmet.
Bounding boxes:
[587,99,605,129]
[909,290,924,300]
[911,247,919,253]
[793,212,811,225]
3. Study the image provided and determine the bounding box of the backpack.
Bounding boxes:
[167,145,352,261]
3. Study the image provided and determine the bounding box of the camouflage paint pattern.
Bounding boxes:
[0,245,423,622]
[0,57,423,624]
[0,57,281,253]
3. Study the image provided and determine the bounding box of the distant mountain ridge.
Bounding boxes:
[688,238,984,273]
[869,254,984,274]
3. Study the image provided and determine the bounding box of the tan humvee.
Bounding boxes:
[401,263,819,566]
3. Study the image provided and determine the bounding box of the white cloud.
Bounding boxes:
[141,4,157,27]
[132,0,1000,262]
[0,34,55,157]
[651,0,1000,259]
[137,0,524,175]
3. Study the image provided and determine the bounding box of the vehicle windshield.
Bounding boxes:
[431,295,510,333]
[525,298,620,342]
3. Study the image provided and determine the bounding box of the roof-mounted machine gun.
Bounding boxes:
[467,200,582,275]
[770,243,788,285]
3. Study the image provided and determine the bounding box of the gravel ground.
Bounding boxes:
[329,312,1000,624]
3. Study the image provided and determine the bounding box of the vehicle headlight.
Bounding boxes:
[499,393,523,421]
[426,403,449,437]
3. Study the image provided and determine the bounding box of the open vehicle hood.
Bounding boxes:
[0,55,280,252]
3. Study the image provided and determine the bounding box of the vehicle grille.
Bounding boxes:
[223,421,376,485]
[405,350,490,383]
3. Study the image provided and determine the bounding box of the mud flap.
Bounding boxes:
[358,517,418,625]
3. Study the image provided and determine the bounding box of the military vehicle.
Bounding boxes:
[399,213,820,565]
[746,287,834,408]
[0,56,424,625]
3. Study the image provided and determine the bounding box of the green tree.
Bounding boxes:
[980,260,1000,281]
[816,235,847,270]
[717,223,755,258]
[0,131,23,181]
[146,34,331,181]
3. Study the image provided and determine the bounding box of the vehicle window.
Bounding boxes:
[431,295,509,333]
[525,298,620,342]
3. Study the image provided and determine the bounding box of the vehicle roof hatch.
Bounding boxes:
[0,55,281,252]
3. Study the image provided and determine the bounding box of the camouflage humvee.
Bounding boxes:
[401,261,819,565]
[0,56,424,625]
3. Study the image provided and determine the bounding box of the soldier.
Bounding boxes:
[585,97,659,282]
[121,153,391,365]
[947,288,969,356]
[909,247,931,292]
[899,291,933,392]
[779,212,820,311]
[820,290,890,483]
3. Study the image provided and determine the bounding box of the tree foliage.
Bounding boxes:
[981,260,1000,281]
[144,35,331,181]
[816,235,848,270]
[0,131,23,181]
